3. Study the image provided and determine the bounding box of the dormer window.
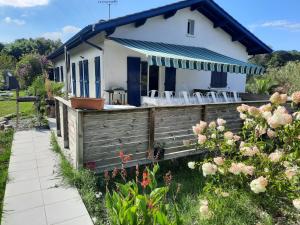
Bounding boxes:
[187,19,195,36]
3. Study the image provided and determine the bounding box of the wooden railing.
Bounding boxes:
[54,97,269,172]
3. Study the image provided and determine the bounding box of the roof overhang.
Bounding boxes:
[48,0,272,60]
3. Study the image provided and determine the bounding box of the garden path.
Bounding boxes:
[2,129,93,225]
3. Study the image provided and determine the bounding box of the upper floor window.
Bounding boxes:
[187,19,195,36]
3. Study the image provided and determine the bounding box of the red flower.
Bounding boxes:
[141,171,151,189]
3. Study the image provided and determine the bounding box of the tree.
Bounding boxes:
[15,54,43,88]
[0,53,17,88]
[4,38,62,60]
[0,42,4,52]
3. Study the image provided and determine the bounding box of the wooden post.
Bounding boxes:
[76,111,84,169]
[201,105,207,121]
[16,88,19,129]
[55,99,61,136]
[148,107,155,159]
[62,104,69,148]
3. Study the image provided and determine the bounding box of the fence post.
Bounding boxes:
[76,111,84,169]
[55,99,61,136]
[148,107,155,159]
[62,104,69,148]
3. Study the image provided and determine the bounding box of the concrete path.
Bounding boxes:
[2,130,93,225]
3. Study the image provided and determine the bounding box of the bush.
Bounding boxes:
[246,76,277,95]
[187,92,300,223]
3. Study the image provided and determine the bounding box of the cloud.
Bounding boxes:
[249,20,300,32]
[0,0,49,7]
[62,25,81,34]
[42,25,81,41]
[3,16,25,25]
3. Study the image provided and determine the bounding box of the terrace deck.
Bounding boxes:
[54,97,269,172]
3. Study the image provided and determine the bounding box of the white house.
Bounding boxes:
[48,0,272,106]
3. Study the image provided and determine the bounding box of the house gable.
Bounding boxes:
[110,8,248,61]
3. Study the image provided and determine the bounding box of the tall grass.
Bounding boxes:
[0,129,14,224]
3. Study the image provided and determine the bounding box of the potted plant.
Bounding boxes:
[153,142,166,160]
[70,97,105,110]
[243,77,277,101]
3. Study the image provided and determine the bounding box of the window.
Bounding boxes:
[187,19,195,36]
[210,71,227,88]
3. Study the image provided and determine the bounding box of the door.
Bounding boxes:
[164,67,176,92]
[95,56,101,98]
[141,61,148,96]
[127,57,141,106]
[149,65,159,95]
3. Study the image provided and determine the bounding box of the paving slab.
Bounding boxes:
[2,129,93,225]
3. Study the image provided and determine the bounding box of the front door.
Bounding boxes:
[164,67,176,92]
[127,57,141,106]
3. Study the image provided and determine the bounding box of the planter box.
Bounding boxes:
[70,97,105,110]
[240,93,270,101]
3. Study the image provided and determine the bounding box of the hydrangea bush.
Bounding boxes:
[188,92,300,220]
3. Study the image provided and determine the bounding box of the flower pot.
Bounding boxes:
[70,97,105,110]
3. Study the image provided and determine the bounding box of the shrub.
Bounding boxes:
[188,92,300,223]
[105,163,182,225]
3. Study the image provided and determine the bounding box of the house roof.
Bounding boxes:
[48,0,272,60]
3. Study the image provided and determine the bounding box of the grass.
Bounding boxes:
[50,132,105,225]
[0,90,34,118]
[0,129,14,224]
[0,101,34,117]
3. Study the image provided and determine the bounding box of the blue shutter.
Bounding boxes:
[71,63,76,96]
[94,56,101,98]
[60,66,64,82]
[79,61,84,97]
[127,57,141,106]
[165,67,176,92]
[55,67,60,82]
[83,60,89,97]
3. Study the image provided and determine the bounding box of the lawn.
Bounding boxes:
[0,129,13,224]
[0,90,35,117]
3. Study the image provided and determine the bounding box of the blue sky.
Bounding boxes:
[0,0,300,51]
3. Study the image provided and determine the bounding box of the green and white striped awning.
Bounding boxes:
[110,37,265,75]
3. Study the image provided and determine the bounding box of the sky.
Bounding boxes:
[0,0,300,51]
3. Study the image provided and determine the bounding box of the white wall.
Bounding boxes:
[111,8,248,61]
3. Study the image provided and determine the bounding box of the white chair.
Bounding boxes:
[194,92,205,104]
[233,91,241,102]
[163,91,174,105]
[149,90,158,98]
[179,91,191,104]
[206,91,218,103]
[222,92,231,103]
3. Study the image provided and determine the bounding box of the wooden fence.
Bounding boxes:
[54,97,268,172]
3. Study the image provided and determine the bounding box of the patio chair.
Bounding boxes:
[233,91,241,102]
[179,91,191,104]
[222,91,231,103]
[193,92,205,104]
[163,91,174,105]
[148,90,158,98]
[206,91,218,103]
